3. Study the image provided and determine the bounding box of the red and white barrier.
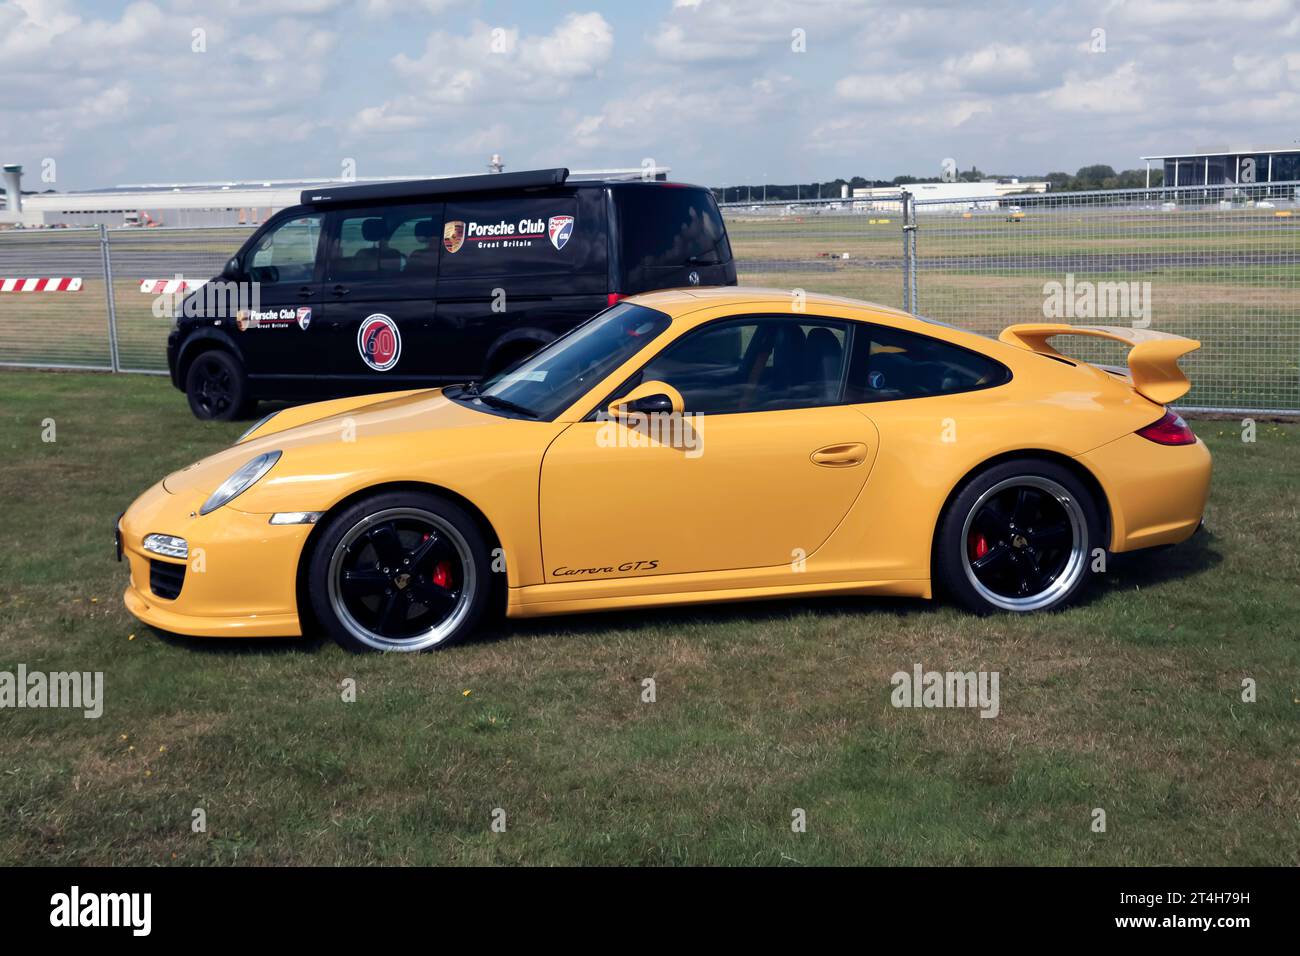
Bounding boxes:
[0,277,83,292]
[139,279,208,294]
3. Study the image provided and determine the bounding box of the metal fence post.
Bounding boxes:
[901,192,917,313]
[99,223,121,372]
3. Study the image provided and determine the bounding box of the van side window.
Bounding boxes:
[845,324,1010,402]
[327,204,439,282]
[634,316,850,414]
[248,214,324,285]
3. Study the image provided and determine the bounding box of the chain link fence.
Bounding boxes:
[907,181,1300,413]
[722,196,907,311]
[0,225,252,375]
[3,189,1299,413]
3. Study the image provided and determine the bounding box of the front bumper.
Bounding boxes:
[118,478,311,637]
[1079,432,1212,552]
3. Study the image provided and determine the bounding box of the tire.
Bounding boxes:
[934,459,1103,614]
[185,349,252,421]
[308,491,491,652]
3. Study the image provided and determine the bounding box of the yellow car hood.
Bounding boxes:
[162,388,502,497]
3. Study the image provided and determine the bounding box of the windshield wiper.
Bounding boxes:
[475,392,539,418]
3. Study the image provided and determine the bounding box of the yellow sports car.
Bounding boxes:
[118,289,1211,652]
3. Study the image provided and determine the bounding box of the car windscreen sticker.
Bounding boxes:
[548,215,574,250]
[357,313,401,371]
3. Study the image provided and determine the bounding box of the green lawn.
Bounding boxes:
[0,369,1296,865]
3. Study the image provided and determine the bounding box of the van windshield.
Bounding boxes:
[462,303,672,420]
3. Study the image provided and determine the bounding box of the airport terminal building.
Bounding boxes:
[1141,146,1300,187]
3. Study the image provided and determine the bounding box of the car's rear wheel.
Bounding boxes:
[309,492,490,652]
[185,350,254,421]
[935,460,1101,614]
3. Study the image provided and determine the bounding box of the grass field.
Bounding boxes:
[0,368,1297,866]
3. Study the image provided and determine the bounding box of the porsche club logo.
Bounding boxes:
[296,307,312,331]
[357,313,401,372]
[548,215,574,250]
[443,214,575,253]
[443,220,465,254]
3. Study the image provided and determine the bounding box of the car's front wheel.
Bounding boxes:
[309,492,491,652]
[935,459,1102,614]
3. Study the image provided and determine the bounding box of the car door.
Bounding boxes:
[239,211,325,381]
[538,315,879,581]
[317,203,442,389]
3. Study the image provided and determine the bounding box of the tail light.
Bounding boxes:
[1136,411,1196,446]
[607,293,627,308]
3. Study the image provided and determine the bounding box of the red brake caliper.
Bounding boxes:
[969,532,989,561]
[420,533,454,588]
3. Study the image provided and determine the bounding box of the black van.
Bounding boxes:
[167,167,736,419]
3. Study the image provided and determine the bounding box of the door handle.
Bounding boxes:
[810,443,868,467]
[330,284,350,297]
[296,286,313,298]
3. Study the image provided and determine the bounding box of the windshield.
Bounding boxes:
[470,303,672,420]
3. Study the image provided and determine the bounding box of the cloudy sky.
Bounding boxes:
[2,0,1298,191]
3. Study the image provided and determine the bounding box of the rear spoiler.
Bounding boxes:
[999,324,1200,405]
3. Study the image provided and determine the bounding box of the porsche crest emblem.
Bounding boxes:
[443,220,465,254]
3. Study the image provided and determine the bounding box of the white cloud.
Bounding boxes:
[353,13,613,134]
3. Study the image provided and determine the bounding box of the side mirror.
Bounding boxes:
[221,256,241,280]
[607,380,684,419]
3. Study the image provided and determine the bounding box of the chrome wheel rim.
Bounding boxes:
[960,476,1087,612]
[327,507,475,651]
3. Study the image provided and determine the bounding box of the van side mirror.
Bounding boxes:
[607,381,684,418]
[221,256,241,280]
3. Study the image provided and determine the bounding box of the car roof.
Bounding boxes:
[626,286,917,322]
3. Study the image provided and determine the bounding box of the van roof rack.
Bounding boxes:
[302,168,570,206]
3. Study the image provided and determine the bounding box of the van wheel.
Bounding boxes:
[186,350,252,421]
[308,491,491,653]
[935,459,1102,614]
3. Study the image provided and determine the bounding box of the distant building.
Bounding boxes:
[1140,147,1300,187]
[1,164,672,229]
[852,180,1048,213]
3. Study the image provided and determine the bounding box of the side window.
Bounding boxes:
[247,213,323,285]
[846,324,1010,402]
[327,204,439,283]
[635,316,850,414]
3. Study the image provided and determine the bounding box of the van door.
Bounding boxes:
[239,211,326,383]
[436,190,608,379]
[317,203,443,391]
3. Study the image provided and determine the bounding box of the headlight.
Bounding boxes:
[142,533,188,559]
[237,410,280,443]
[200,451,281,515]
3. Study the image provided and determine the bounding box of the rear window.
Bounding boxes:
[618,186,731,272]
[845,325,1010,402]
